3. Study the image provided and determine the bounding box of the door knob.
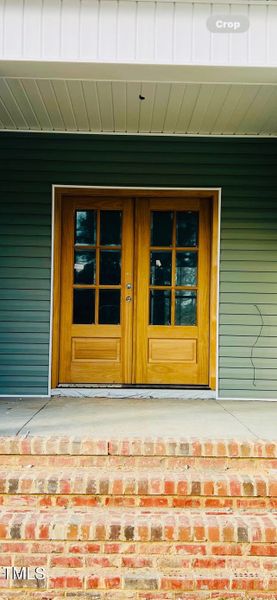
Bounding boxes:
[126,296,132,302]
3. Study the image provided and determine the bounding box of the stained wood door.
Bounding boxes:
[134,198,210,385]
[58,195,210,385]
[59,197,134,384]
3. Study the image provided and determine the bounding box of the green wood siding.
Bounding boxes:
[0,133,277,397]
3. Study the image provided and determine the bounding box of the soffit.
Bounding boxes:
[0,77,276,136]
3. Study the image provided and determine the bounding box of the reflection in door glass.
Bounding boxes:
[100,250,121,285]
[176,212,198,247]
[75,210,96,245]
[150,252,172,286]
[150,290,171,325]
[74,251,96,284]
[151,212,173,247]
[175,291,196,325]
[100,211,122,246]
[99,289,121,324]
[73,289,95,324]
[176,252,197,286]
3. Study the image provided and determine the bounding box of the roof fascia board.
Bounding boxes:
[1,61,277,85]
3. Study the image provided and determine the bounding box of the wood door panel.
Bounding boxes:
[59,197,133,384]
[72,338,121,362]
[148,339,197,363]
[134,198,210,385]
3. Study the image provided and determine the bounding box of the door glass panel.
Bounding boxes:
[73,289,95,324]
[100,211,122,246]
[150,251,172,286]
[75,210,96,245]
[74,251,96,284]
[175,291,196,325]
[100,250,121,285]
[151,211,173,247]
[99,289,121,324]
[150,290,171,325]
[176,252,197,286]
[176,212,198,247]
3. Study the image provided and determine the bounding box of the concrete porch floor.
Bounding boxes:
[0,396,276,440]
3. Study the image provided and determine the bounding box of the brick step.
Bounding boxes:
[0,437,276,476]
[0,436,276,458]
[0,509,276,543]
[2,453,276,473]
[0,469,276,511]
[0,593,277,600]
[0,568,277,594]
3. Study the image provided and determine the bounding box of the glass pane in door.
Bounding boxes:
[73,209,122,325]
[149,210,199,326]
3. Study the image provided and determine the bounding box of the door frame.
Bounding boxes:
[51,186,220,392]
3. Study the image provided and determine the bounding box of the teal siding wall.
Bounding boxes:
[0,133,277,398]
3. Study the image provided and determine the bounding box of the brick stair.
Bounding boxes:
[0,436,276,600]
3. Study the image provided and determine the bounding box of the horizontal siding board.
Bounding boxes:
[0,323,50,333]
[0,203,51,214]
[0,237,50,247]
[221,241,277,251]
[0,355,49,366]
[220,368,277,381]
[220,336,277,348]
[0,343,48,354]
[0,366,48,376]
[220,347,277,359]
[221,272,277,283]
[221,261,277,272]
[0,133,277,397]
[221,231,277,241]
[219,390,277,399]
[0,247,51,258]
[220,357,277,369]
[220,325,277,337]
[0,388,48,395]
[0,311,50,322]
[0,300,49,311]
[219,379,277,391]
[0,376,48,384]
[220,252,277,262]
[220,283,277,294]
[0,257,50,268]
[220,315,277,326]
[0,225,50,235]
[0,268,51,279]
[0,280,50,290]
[0,290,50,301]
[220,304,277,316]
[0,215,51,225]
[0,333,49,343]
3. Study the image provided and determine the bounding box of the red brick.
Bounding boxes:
[87,576,100,589]
[50,556,83,567]
[105,576,121,588]
[196,578,230,590]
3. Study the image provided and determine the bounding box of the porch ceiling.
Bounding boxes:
[0,76,277,136]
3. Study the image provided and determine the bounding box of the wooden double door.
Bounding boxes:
[59,194,211,385]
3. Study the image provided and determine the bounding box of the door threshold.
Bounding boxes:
[52,388,216,399]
